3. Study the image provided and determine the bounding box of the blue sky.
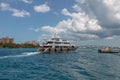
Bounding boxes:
[0,0,120,46]
[0,0,74,42]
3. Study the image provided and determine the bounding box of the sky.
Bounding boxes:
[0,0,120,47]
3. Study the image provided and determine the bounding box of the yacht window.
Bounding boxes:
[55,46,60,48]
[63,42,70,44]
[56,38,59,41]
[52,38,59,41]
[63,46,69,48]
[55,42,61,44]
[47,42,53,44]
[44,46,52,48]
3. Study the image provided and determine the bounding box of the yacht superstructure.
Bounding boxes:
[38,37,78,52]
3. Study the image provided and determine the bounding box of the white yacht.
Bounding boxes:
[38,37,78,53]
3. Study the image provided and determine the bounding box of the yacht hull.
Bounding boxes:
[38,47,78,53]
[98,49,119,53]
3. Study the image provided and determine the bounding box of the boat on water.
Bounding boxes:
[37,37,78,53]
[98,47,120,53]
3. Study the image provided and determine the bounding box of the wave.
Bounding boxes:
[0,52,40,59]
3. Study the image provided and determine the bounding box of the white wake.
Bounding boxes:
[0,52,40,59]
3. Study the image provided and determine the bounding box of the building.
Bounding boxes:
[0,37,14,44]
[24,41,39,46]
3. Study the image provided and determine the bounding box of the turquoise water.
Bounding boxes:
[0,48,120,80]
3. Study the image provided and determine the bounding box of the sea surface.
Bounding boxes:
[0,48,120,80]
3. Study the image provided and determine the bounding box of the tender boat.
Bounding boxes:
[38,37,78,53]
[98,47,120,53]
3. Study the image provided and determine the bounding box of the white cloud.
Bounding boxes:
[12,9,30,17]
[105,35,117,40]
[103,0,120,21]
[34,4,50,13]
[62,8,71,16]
[22,0,33,4]
[74,33,99,39]
[0,2,30,17]
[41,8,102,34]
[41,8,102,41]
[0,3,10,11]
[62,8,102,31]
[75,0,120,38]
[41,26,65,34]
[29,28,40,32]
[74,0,120,25]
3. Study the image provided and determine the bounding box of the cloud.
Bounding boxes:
[34,4,50,13]
[103,0,120,20]
[75,0,120,25]
[41,26,65,34]
[11,9,30,17]
[29,28,40,32]
[22,0,33,4]
[39,0,120,44]
[0,2,10,11]
[61,8,102,32]
[41,8,102,41]
[105,35,117,40]
[76,0,120,37]
[0,2,30,17]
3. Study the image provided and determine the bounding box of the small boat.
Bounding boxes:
[38,36,78,53]
[98,47,120,53]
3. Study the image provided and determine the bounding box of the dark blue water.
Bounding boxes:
[0,48,120,80]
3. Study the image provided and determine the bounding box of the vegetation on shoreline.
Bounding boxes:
[0,43,40,48]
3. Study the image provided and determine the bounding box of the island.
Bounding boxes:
[0,37,40,48]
